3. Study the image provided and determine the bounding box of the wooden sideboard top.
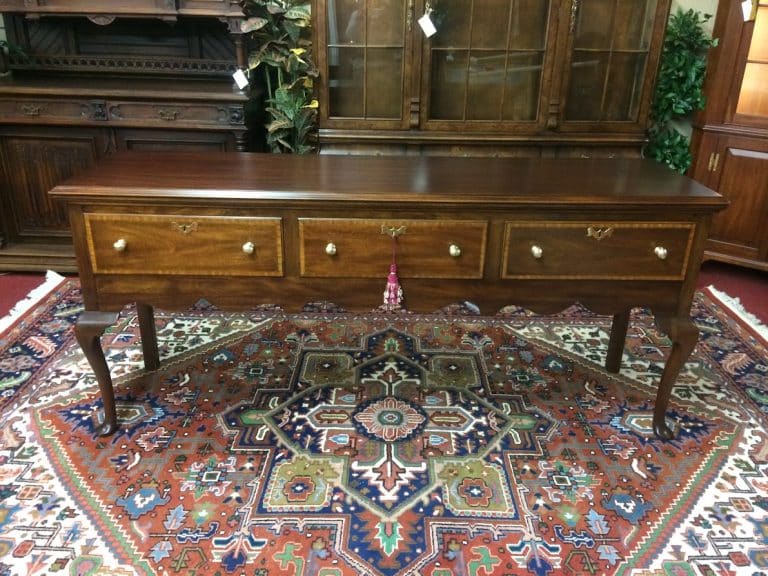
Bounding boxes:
[51,152,726,209]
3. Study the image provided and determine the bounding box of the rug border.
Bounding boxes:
[0,270,67,337]
[704,285,768,346]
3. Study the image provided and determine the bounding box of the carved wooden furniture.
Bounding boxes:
[314,0,672,156]
[49,151,726,440]
[0,1,248,272]
[690,0,768,271]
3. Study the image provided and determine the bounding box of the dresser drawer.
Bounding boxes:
[107,101,243,128]
[299,219,487,278]
[502,222,695,280]
[0,97,100,122]
[84,214,283,276]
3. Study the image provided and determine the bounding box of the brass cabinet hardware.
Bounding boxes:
[707,152,720,172]
[530,244,543,259]
[381,224,407,237]
[242,241,255,255]
[570,0,581,33]
[113,238,127,252]
[448,243,461,257]
[171,221,198,234]
[586,226,614,241]
[325,242,337,256]
[654,246,668,260]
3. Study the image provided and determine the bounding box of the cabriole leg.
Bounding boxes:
[75,311,120,436]
[653,315,699,440]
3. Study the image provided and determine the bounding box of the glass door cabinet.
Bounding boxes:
[314,0,671,156]
[690,0,768,271]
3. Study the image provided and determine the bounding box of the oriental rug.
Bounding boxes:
[0,279,767,576]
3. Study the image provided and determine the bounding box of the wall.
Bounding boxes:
[672,0,719,33]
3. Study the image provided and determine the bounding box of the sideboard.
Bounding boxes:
[50,152,727,440]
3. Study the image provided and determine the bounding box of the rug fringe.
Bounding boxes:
[0,271,67,336]
[706,285,768,344]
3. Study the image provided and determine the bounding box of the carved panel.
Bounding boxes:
[5,15,237,75]
[0,128,108,240]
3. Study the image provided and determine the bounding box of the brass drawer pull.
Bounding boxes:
[325,242,337,256]
[113,238,127,252]
[654,246,668,260]
[587,226,614,241]
[242,241,255,255]
[448,243,461,257]
[531,245,543,259]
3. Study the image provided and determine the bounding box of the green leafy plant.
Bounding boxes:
[241,1,318,154]
[645,8,717,173]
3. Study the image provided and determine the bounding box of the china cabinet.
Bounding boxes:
[0,1,249,272]
[314,0,672,156]
[690,0,768,271]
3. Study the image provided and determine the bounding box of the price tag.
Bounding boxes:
[418,11,437,38]
[232,69,249,90]
[742,0,754,21]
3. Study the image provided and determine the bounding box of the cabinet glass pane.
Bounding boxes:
[326,0,405,119]
[566,0,656,121]
[565,52,608,120]
[736,6,768,117]
[328,47,364,117]
[504,53,544,120]
[366,48,404,117]
[428,0,550,122]
[431,50,469,119]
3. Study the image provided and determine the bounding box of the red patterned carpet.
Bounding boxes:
[0,279,767,575]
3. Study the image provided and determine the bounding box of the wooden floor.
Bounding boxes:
[1,263,766,324]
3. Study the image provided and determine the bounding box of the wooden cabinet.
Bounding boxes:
[314,0,671,156]
[690,0,768,271]
[0,1,249,272]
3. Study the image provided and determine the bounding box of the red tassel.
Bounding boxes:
[383,263,403,310]
[383,235,404,311]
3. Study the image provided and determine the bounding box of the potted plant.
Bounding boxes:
[644,8,717,173]
[240,1,318,154]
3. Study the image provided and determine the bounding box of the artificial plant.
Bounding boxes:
[241,0,318,154]
[644,8,717,174]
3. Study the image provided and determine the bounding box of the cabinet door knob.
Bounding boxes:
[531,245,543,259]
[654,246,668,260]
[242,241,255,255]
[325,242,337,256]
[448,243,461,257]
[113,238,127,252]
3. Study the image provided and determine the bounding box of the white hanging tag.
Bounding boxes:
[418,9,437,38]
[232,69,249,90]
[742,0,753,21]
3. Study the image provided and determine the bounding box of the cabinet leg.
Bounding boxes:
[75,311,120,436]
[652,315,699,440]
[606,308,630,373]
[137,303,160,371]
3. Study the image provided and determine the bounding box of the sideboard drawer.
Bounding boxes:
[502,222,695,280]
[84,214,283,276]
[299,218,487,278]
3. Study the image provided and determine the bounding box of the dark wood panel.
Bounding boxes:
[0,127,109,242]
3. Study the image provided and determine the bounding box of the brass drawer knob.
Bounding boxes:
[242,241,255,255]
[449,243,461,258]
[113,238,127,252]
[325,242,337,256]
[531,245,543,259]
[654,246,668,260]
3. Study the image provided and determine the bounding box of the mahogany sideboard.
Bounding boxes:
[49,152,727,439]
